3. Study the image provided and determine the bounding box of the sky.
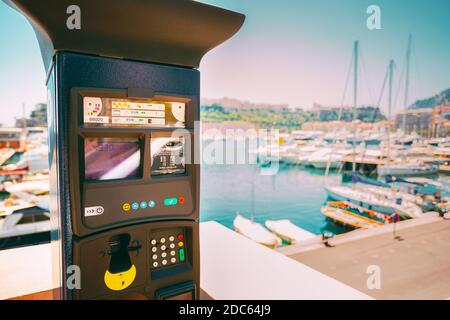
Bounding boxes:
[0,0,449,126]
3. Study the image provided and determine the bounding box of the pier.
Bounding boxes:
[279,213,450,299]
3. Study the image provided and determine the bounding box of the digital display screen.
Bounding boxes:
[84,138,141,181]
[151,136,185,176]
[83,97,186,128]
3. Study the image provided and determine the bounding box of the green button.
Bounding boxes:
[164,198,178,206]
[179,248,185,262]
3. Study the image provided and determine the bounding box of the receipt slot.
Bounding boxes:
[5,0,244,299]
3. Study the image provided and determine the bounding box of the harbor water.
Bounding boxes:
[200,163,349,235]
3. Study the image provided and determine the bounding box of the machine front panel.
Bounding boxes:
[83,180,194,229]
[73,221,199,300]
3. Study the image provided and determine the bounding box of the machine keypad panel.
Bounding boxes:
[150,228,186,269]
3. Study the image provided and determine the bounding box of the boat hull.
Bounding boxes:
[378,165,439,177]
[325,187,398,216]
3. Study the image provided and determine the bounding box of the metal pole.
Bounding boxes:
[387,60,394,161]
[352,40,359,173]
[403,34,412,133]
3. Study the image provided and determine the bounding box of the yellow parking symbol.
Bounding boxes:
[122,203,131,212]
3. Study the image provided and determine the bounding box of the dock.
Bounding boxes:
[279,213,450,299]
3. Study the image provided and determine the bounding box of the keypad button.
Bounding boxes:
[179,248,185,262]
[160,238,166,244]
[151,239,156,245]
[170,250,176,256]
[169,236,175,242]
[161,252,167,258]
[152,254,158,260]
[178,241,184,247]
[170,243,175,249]
[151,247,157,253]
[161,245,166,251]
[162,259,167,265]
[153,262,158,267]
[171,257,176,263]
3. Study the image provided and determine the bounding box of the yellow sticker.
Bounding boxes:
[104,265,137,291]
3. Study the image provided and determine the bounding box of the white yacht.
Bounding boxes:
[325,185,423,219]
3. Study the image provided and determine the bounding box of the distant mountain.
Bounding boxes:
[409,88,450,109]
[201,97,289,112]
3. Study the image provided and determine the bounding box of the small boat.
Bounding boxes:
[265,219,315,244]
[321,201,386,229]
[233,213,282,248]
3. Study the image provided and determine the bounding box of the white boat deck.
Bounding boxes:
[0,221,371,300]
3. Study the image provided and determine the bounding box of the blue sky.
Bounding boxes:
[1,0,449,126]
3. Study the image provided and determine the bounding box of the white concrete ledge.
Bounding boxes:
[1,221,371,300]
[0,243,52,299]
[200,221,372,300]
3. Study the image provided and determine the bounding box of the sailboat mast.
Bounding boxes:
[352,40,359,172]
[403,34,412,132]
[387,59,394,161]
[388,60,394,119]
[250,138,257,222]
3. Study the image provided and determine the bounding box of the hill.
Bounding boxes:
[410,88,450,109]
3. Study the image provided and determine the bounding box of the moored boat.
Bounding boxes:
[233,213,282,248]
[264,219,315,244]
[377,162,439,177]
[321,201,386,229]
[325,185,423,219]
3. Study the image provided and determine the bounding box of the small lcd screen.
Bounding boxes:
[83,97,186,128]
[84,138,141,181]
[151,136,185,176]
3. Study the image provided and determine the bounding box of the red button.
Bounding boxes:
[177,233,183,241]
[179,196,185,204]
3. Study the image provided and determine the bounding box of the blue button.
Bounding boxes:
[140,201,147,209]
[148,200,155,208]
[131,202,139,210]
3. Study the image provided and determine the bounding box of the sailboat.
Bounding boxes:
[325,184,423,219]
